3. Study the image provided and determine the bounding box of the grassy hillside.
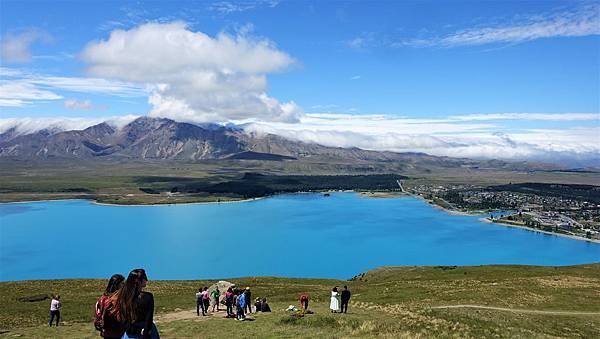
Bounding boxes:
[1,264,599,338]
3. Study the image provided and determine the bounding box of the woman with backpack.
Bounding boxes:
[95,274,125,338]
[110,268,159,339]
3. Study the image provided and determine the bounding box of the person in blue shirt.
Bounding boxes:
[236,291,246,321]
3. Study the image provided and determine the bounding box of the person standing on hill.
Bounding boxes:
[211,286,220,312]
[330,287,340,313]
[225,287,234,317]
[48,295,61,326]
[236,290,246,321]
[196,288,204,316]
[244,287,252,313]
[340,285,351,313]
[95,274,126,338]
[111,268,159,339]
[299,293,310,313]
[202,287,210,315]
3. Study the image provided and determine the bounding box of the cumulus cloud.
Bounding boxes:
[0,29,51,63]
[80,22,300,123]
[64,99,93,110]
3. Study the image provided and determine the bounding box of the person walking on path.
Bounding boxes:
[49,295,61,326]
[244,287,252,313]
[340,285,351,313]
[225,287,234,317]
[299,293,310,313]
[211,287,220,312]
[330,287,340,313]
[202,287,210,315]
[196,288,204,316]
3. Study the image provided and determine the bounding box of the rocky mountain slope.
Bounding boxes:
[0,117,557,171]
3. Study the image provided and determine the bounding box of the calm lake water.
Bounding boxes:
[1,193,598,281]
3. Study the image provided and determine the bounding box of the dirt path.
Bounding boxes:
[156,308,230,323]
[431,305,600,316]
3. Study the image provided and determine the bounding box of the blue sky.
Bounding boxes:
[1,0,599,165]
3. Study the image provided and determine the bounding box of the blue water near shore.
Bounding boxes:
[1,192,598,281]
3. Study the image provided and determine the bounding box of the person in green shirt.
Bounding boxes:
[211,287,220,312]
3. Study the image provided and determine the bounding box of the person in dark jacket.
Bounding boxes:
[254,298,262,313]
[340,285,351,314]
[260,298,271,312]
[110,268,159,339]
[244,287,252,313]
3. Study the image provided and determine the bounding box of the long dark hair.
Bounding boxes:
[104,274,125,296]
[110,269,148,324]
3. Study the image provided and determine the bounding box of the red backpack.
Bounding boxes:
[94,295,124,337]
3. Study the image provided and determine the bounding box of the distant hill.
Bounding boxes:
[0,117,562,172]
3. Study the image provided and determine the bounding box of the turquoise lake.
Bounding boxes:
[1,192,598,281]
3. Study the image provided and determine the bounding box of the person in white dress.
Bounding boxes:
[329,287,340,313]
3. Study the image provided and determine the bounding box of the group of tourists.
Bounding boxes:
[93,268,158,339]
[193,284,273,321]
[47,269,353,337]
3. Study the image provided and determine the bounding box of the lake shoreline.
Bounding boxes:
[3,191,598,244]
[479,217,600,244]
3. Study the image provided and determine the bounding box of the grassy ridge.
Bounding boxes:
[2,264,599,338]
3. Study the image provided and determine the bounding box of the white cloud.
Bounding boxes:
[0,81,62,106]
[0,30,51,63]
[64,99,93,110]
[240,113,600,166]
[0,67,146,107]
[450,112,600,122]
[81,22,300,123]
[441,5,599,46]
[0,115,139,135]
[2,112,598,166]
[350,75,361,80]
[209,0,280,14]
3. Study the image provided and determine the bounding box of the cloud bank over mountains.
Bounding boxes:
[1,19,598,167]
[1,112,598,167]
[80,22,300,123]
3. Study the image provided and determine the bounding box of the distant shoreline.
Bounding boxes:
[479,217,600,244]
[3,191,599,244]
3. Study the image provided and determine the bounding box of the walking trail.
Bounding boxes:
[431,305,600,316]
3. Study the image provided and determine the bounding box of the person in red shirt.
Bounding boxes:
[299,293,310,313]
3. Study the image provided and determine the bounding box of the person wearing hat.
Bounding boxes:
[254,298,262,313]
[244,287,252,313]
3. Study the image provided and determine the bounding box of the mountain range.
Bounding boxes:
[0,117,560,172]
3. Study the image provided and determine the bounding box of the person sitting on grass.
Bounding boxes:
[254,298,262,312]
[260,298,271,312]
